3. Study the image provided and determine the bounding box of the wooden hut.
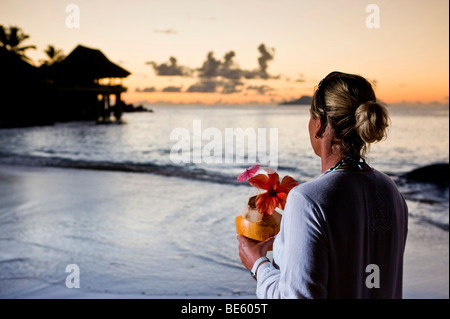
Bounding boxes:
[51,45,131,123]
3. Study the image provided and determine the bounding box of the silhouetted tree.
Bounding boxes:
[40,45,65,66]
[0,25,36,61]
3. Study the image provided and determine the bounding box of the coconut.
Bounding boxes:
[235,195,282,244]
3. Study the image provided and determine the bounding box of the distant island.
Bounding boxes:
[279,95,312,105]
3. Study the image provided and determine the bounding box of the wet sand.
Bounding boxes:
[0,165,448,299]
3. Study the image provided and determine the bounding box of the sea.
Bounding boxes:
[0,104,448,298]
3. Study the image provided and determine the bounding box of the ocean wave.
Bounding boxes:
[0,152,447,230]
[0,151,311,186]
[1,152,448,191]
[0,152,245,186]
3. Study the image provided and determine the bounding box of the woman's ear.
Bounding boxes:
[313,117,323,138]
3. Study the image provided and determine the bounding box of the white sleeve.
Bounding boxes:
[255,261,282,298]
[255,189,329,299]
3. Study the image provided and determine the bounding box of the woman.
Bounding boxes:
[237,71,408,299]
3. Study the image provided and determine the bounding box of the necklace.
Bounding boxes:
[320,155,372,177]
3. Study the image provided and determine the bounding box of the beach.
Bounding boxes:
[1,104,448,299]
[0,164,448,299]
[1,0,449,302]
[0,164,258,298]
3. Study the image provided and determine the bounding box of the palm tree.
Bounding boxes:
[0,25,36,61]
[41,45,65,66]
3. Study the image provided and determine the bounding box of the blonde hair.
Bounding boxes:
[311,72,390,157]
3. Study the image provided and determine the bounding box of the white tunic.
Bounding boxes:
[256,168,408,299]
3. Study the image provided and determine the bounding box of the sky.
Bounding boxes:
[1,0,449,105]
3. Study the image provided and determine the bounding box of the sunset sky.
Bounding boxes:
[1,0,448,105]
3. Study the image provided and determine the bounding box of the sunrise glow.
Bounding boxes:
[1,0,448,106]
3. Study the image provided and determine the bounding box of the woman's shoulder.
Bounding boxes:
[291,168,395,202]
[286,176,332,208]
[293,170,347,195]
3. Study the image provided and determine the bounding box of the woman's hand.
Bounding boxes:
[237,234,275,271]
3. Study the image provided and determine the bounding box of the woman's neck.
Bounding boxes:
[321,154,343,173]
[316,128,344,173]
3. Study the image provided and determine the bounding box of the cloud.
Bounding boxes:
[219,51,242,80]
[196,45,277,81]
[188,50,245,93]
[246,85,275,95]
[197,52,221,78]
[257,44,275,79]
[221,79,243,94]
[228,44,278,80]
[295,73,306,83]
[187,80,218,93]
[146,43,279,95]
[186,78,243,94]
[196,50,241,80]
[146,57,192,76]
[135,86,183,93]
[135,87,156,92]
[162,86,182,92]
[153,29,178,34]
[238,44,278,79]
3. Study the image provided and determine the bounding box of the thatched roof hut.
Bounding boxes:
[1,44,132,127]
[52,45,130,82]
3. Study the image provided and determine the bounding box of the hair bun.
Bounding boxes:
[354,101,390,144]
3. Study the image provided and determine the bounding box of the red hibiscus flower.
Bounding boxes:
[248,172,299,215]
